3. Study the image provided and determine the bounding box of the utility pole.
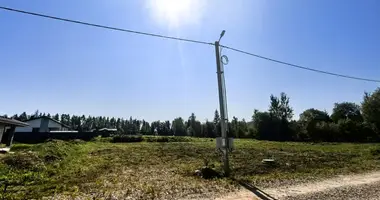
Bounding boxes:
[215,30,230,176]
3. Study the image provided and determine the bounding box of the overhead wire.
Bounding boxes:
[221,45,380,83]
[1,5,379,83]
[0,6,213,46]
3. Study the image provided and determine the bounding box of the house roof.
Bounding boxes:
[98,128,117,132]
[25,116,70,128]
[0,117,29,127]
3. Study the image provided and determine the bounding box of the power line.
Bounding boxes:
[0,6,213,46]
[1,6,379,83]
[221,45,380,83]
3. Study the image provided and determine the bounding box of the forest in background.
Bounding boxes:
[3,87,380,143]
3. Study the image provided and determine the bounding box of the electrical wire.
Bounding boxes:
[0,6,213,46]
[1,5,379,83]
[221,45,380,83]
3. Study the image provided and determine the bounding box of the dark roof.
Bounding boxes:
[98,128,117,132]
[25,116,70,128]
[0,117,29,127]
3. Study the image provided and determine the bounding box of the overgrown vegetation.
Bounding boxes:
[111,135,194,143]
[1,139,380,199]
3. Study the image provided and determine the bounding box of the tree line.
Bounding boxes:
[4,87,380,142]
[251,88,380,142]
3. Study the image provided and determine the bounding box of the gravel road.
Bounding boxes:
[284,181,380,200]
[219,171,380,200]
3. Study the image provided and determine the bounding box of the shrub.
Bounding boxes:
[40,140,70,160]
[111,135,143,143]
[313,122,339,142]
[336,120,378,142]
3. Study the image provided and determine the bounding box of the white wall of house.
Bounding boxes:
[15,118,41,132]
[0,124,4,142]
[15,118,68,132]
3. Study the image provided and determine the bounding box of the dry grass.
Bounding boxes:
[0,138,380,199]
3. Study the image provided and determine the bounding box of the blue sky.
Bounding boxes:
[1,0,379,122]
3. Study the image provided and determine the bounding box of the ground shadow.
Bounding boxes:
[234,179,277,200]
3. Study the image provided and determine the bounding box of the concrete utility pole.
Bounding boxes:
[215,30,230,176]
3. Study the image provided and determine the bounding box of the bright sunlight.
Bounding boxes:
[146,0,205,27]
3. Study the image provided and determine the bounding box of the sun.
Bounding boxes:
[147,0,204,27]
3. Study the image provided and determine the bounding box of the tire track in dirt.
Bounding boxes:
[218,171,380,200]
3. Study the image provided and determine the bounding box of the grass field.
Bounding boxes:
[1,137,380,199]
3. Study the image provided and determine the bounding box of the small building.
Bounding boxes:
[96,128,117,137]
[0,117,29,148]
[15,116,70,133]
[98,128,117,132]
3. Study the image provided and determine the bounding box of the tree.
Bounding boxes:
[298,108,331,141]
[213,110,221,137]
[238,119,248,138]
[53,114,60,121]
[314,121,339,142]
[187,113,201,137]
[140,120,151,135]
[19,112,28,121]
[157,121,170,135]
[172,117,186,136]
[60,114,70,127]
[231,116,239,138]
[11,114,19,121]
[83,116,93,131]
[202,120,215,138]
[299,109,330,123]
[269,92,293,121]
[331,102,362,122]
[151,121,160,135]
[267,92,294,140]
[362,88,380,132]
[193,121,202,137]
[279,92,294,121]
[31,110,39,119]
[252,109,276,140]
[269,95,281,119]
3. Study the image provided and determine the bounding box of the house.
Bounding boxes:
[15,116,70,133]
[98,128,117,132]
[0,117,29,148]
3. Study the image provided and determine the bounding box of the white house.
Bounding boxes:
[0,117,29,147]
[15,116,70,133]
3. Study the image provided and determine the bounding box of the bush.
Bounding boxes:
[37,140,73,162]
[111,135,143,143]
[313,122,339,142]
[335,120,378,142]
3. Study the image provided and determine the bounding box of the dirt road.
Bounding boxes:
[219,171,380,200]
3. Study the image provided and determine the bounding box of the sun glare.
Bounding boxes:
[147,0,204,27]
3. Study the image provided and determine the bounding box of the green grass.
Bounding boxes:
[1,138,380,199]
